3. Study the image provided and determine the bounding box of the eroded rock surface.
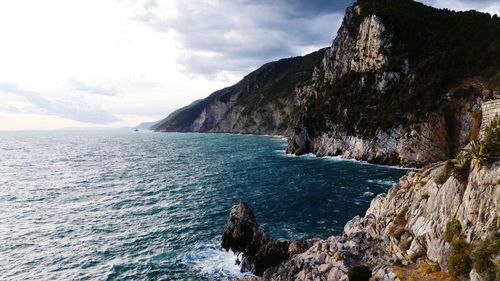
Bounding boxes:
[221,202,316,276]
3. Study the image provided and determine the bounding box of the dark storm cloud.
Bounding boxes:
[135,0,498,78]
[135,0,353,77]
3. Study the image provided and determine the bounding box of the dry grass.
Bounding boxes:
[417,263,434,275]
[393,265,457,281]
[422,162,432,170]
[394,205,410,227]
[430,271,457,281]
[469,109,482,141]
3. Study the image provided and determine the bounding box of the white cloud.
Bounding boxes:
[422,0,500,14]
[70,78,118,96]
[134,0,347,77]
[0,82,119,123]
[0,0,231,130]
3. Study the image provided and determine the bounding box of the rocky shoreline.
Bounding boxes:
[221,159,499,280]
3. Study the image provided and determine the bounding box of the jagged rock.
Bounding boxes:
[221,202,315,276]
[286,125,309,156]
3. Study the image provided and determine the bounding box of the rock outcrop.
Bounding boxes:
[221,202,316,275]
[223,162,499,281]
[322,9,390,84]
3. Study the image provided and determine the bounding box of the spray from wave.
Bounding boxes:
[181,244,254,279]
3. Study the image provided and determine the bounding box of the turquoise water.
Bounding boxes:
[0,131,407,280]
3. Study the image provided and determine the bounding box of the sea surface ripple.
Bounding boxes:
[0,130,407,280]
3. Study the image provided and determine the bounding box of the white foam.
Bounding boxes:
[274,148,419,170]
[182,246,254,279]
[307,154,418,170]
[363,191,375,196]
[366,179,397,186]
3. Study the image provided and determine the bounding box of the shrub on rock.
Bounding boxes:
[348,265,372,281]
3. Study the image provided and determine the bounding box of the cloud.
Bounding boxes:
[0,82,119,124]
[134,0,351,78]
[70,78,118,96]
[421,0,500,14]
[133,0,498,79]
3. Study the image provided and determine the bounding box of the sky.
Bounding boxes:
[0,0,498,130]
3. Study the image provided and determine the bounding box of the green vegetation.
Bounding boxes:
[421,193,430,200]
[236,49,326,114]
[154,49,326,132]
[470,233,500,280]
[358,0,499,100]
[450,151,470,182]
[444,219,471,277]
[467,140,488,168]
[483,115,500,160]
[348,265,372,281]
[444,219,462,243]
[435,161,452,184]
[448,239,472,277]
[447,233,500,280]
[443,116,499,180]
[444,219,499,279]
[156,0,500,138]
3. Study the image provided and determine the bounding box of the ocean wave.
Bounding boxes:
[366,179,397,186]
[181,245,254,279]
[277,152,418,170]
[322,155,418,170]
[262,134,288,140]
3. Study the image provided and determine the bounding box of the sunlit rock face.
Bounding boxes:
[323,7,389,83]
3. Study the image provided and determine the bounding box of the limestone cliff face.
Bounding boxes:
[322,6,391,84]
[233,161,499,281]
[287,93,488,167]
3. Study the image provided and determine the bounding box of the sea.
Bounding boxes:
[0,130,408,280]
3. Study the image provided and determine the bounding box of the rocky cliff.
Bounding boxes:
[285,0,500,167]
[155,0,499,168]
[223,159,499,281]
[153,49,326,135]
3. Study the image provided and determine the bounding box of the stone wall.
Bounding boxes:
[480,99,500,133]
